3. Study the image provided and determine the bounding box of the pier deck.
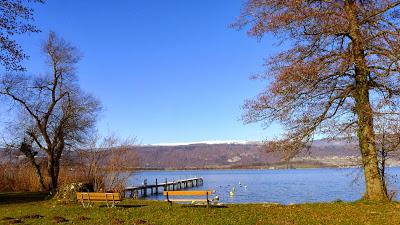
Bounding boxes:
[124,177,203,198]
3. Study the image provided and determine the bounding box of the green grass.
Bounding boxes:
[1,192,400,225]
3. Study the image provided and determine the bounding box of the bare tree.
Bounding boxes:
[0,0,44,71]
[0,32,101,192]
[374,101,400,198]
[74,134,139,192]
[234,0,400,200]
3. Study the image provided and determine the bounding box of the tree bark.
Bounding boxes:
[346,0,388,201]
[380,148,388,197]
[47,145,63,193]
[19,142,45,191]
[31,160,46,192]
[354,89,388,200]
[47,155,59,193]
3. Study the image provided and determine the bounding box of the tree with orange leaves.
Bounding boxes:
[234,0,400,201]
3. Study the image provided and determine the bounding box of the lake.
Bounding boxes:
[127,168,400,204]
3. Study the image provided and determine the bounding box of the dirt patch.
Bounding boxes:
[2,217,14,221]
[52,216,69,223]
[111,218,125,224]
[77,216,90,221]
[21,214,44,219]
[6,219,23,224]
[133,219,147,224]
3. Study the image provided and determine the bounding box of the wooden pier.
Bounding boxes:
[124,177,203,198]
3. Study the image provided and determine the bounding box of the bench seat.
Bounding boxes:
[168,198,209,202]
[76,192,122,208]
[164,190,212,207]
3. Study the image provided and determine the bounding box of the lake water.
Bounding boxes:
[127,168,400,204]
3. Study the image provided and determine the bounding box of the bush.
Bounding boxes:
[0,135,138,193]
[54,182,93,203]
[0,160,45,192]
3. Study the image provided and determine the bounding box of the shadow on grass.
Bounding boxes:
[180,205,228,208]
[0,192,50,205]
[99,204,147,208]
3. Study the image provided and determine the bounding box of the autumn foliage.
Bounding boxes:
[235,0,400,200]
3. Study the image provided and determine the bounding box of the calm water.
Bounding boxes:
[127,168,400,204]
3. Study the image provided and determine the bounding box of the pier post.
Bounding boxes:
[165,178,168,191]
[155,179,158,194]
[143,179,147,197]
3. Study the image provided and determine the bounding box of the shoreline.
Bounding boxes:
[130,165,364,171]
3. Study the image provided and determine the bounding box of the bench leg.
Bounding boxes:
[82,199,91,208]
[81,199,91,208]
[87,192,92,208]
[167,193,172,208]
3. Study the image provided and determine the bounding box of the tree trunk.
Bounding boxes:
[352,58,387,200]
[380,149,388,197]
[31,161,46,191]
[47,145,63,193]
[354,95,388,200]
[47,156,59,193]
[346,0,388,201]
[19,142,45,191]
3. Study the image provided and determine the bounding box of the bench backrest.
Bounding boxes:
[163,191,212,196]
[76,192,122,201]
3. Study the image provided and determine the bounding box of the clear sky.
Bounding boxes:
[14,0,284,144]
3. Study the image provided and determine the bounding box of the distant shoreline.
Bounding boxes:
[130,164,363,171]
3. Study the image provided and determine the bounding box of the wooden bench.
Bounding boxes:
[164,190,212,207]
[76,192,122,208]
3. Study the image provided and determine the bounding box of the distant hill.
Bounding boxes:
[131,139,400,169]
[3,139,400,169]
[133,143,275,169]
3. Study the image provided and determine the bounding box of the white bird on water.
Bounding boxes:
[229,187,235,196]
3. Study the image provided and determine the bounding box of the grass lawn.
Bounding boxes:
[1,192,400,225]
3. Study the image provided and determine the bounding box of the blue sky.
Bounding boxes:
[14,0,283,144]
